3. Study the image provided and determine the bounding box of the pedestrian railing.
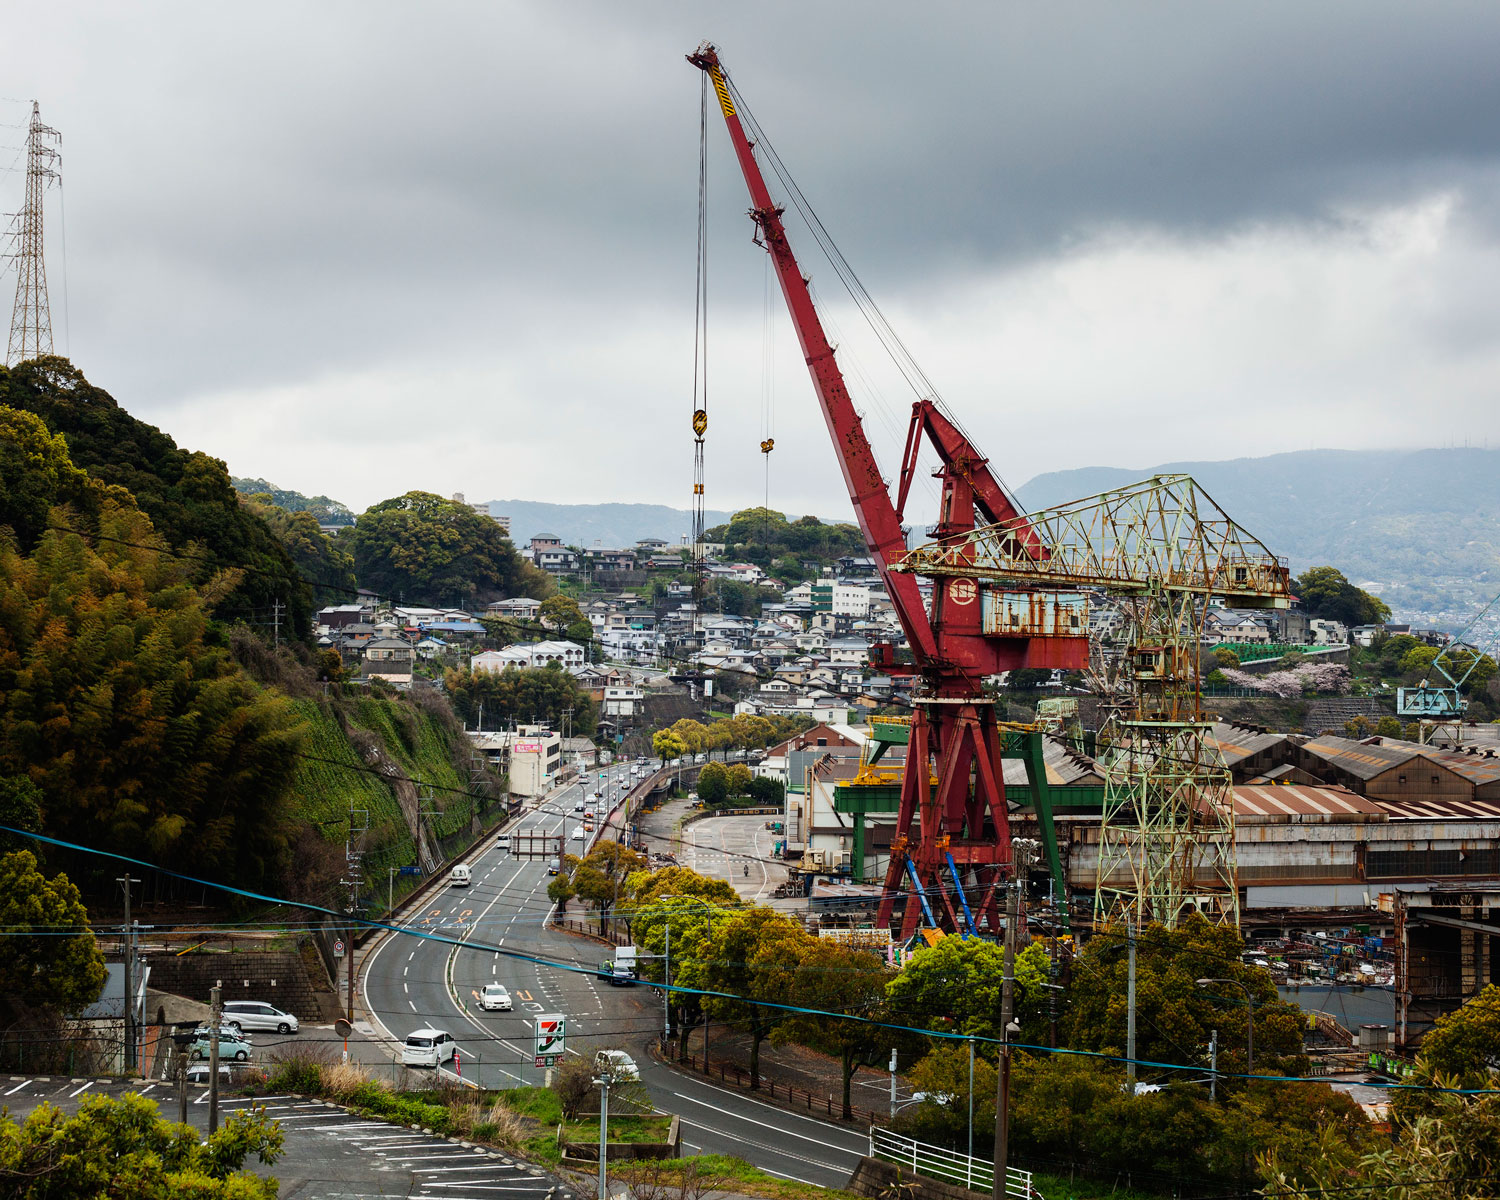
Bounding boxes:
[869,1126,1040,1199]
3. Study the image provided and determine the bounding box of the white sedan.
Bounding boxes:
[480,984,512,1012]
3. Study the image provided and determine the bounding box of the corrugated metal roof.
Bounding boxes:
[1374,795,1500,820]
[1301,736,1419,779]
[1421,748,1500,787]
[1230,785,1386,819]
[1211,722,1290,764]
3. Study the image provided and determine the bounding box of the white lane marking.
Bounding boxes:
[412,1163,507,1174]
[668,1091,865,1155]
[68,1082,93,1097]
[409,1000,417,1011]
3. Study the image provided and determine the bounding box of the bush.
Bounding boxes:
[266,1045,337,1093]
[551,1055,597,1120]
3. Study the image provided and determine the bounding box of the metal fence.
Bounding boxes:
[869,1126,1040,1199]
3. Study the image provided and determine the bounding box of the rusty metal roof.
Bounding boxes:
[1300,735,1419,779]
[1211,721,1290,764]
[1421,748,1500,787]
[1230,784,1386,820]
[1374,795,1500,820]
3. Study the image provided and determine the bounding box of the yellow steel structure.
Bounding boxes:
[895,474,1291,929]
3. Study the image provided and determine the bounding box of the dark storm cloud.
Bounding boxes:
[4,2,1499,509]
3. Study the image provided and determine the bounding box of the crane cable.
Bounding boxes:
[760,254,775,546]
[690,72,709,627]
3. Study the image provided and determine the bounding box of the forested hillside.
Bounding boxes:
[0,360,503,909]
[3,358,316,637]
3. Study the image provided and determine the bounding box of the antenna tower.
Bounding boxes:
[7,102,61,367]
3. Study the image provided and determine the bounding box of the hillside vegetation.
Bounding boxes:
[0,360,503,909]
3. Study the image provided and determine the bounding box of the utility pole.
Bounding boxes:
[347,917,356,1024]
[272,597,283,648]
[662,922,671,1045]
[967,1036,975,1160]
[7,102,60,367]
[992,883,1019,1200]
[208,984,222,1133]
[1208,1028,1218,1103]
[117,876,140,1073]
[596,1063,612,1200]
[1126,920,1137,1091]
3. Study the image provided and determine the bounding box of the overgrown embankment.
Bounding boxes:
[282,688,505,911]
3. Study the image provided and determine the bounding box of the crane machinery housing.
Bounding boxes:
[688,44,1290,935]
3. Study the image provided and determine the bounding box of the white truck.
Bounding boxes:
[597,944,638,986]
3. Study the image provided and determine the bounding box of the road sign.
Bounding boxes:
[333,940,345,958]
[534,1013,565,1060]
[398,865,422,876]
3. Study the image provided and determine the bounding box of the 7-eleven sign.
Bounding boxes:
[534,1014,565,1067]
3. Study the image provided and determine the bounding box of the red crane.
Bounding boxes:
[688,45,1088,937]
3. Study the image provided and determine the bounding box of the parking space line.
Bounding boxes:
[4,1082,29,1096]
[68,1082,93,1097]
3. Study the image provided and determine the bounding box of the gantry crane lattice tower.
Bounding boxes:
[6,102,60,367]
[900,474,1291,929]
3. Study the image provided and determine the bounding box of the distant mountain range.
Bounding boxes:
[1016,448,1500,626]
[480,500,734,551]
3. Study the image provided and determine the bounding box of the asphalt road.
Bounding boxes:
[360,762,871,1188]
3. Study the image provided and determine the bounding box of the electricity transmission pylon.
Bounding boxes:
[7,102,61,367]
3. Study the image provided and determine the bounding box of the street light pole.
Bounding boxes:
[1196,977,1254,1072]
[992,883,1019,1200]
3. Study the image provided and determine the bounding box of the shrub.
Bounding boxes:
[266,1045,337,1093]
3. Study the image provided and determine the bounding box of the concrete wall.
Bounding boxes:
[143,951,323,1020]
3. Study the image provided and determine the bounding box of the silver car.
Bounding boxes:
[222,1000,299,1035]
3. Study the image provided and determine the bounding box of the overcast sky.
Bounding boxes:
[6,2,1500,525]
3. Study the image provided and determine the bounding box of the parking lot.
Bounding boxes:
[0,1076,571,1200]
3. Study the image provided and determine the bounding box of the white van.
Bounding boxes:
[449,864,471,887]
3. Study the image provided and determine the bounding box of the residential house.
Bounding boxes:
[473,640,586,670]
[602,685,644,719]
[485,597,544,623]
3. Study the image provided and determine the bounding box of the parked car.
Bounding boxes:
[480,984,512,1012]
[402,1028,457,1067]
[595,1049,640,1081]
[222,1001,299,1035]
[189,1029,253,1062]
[185,1062,235,1085]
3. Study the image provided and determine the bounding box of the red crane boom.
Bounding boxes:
[688,45,1088,936]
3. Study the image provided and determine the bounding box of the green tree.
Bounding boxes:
[697,761,730,806]
[1294,566,1391,628]
[687,907,814,1086]
[230,476,353,525]
[651,730,687,764]
[569,842,648,933]
[776,941,893,1118]
[0,851,105,1020]
[1213,646,1241,669]
[0,777,42,857]
[0,501,305,891]
[539,595,593,642]
[1063,916,1306,1079]
[1415,984,1500,1083]
[1006,668,1052,690]
[625,866,739,912]
[630,895,735,1062]
[0,1091,283,1198]
[1375,715,1403,738]
[444,664,596,736]
[345,490,548,607]
[723,763,753,796]
[746,776,783,806]
[0,406,94,553]
[547,870,576,915]
[3,359,317,637]
[240,495,357,607]
[885,935,1049,1042]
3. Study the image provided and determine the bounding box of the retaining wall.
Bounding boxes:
[143,951,322,1020]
